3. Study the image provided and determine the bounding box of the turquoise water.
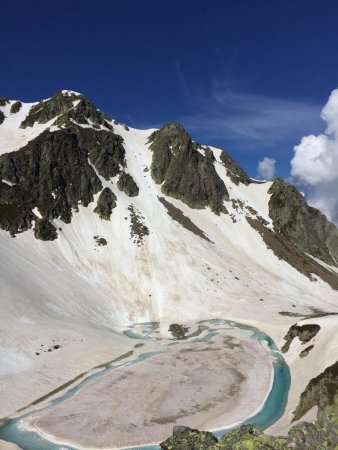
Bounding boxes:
[0,320,290,450]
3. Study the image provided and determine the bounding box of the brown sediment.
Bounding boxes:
[158,196,213,243]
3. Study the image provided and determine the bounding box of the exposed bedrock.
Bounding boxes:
[281,323,320,353]
[219,149,251,185]
[0,129,104,235]
[0,96,9,107]
[117,172,139,197]
[161,404,338,449]
[10,101,22,114]
[34,217,58,241]
[20,90,113,130]
[268,177,338,266]
[148,122,229,214]
[293,360,338,425]
[94,187,117,220]
[0,110,5,125]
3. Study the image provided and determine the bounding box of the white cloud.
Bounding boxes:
[257,157,276,180]
[291,88,338,224]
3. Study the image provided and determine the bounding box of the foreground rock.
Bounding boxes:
[161,417,338,449]
[161,360,338,449]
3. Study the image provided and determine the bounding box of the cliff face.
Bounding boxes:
[268,178,338,266]
[148,123,229,214]
[0,92,132,238]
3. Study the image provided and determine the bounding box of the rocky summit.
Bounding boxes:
[0,90,338,449]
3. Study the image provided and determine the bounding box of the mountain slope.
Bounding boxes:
[0,91,337,437]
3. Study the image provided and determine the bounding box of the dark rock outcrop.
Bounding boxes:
[158,196,212,243]
[161,425,217,449]
[148,123,229,214]
[10,101,22,114]
[0,110,5,125]
[94,187,117,220]
[20,90,113,130]
[247,217,338,290]
[0,92,128,239]
[0,96,9,107]
[117,172,139,197]
[34,217,58,241]
[168,323,190,339]
[76,128,126,180]
[281,323,320,353]
[293,360,338,424]
[0,182,34,236]
[161,411,338,449]
[268,178,338,266]
[0,128,103,234]
[220,149,251,185]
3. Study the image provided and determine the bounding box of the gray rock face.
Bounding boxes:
[0,90,129,239]
[148,123,229,214]
[281,323,320,353]
[10,101,22,114]
[34,217,58,240]
[0,182,33,236]
[268,178,338,266]
[20,91,113,130]
[117,172,139,197]
[0,110,5,125]
[76,127,126,180]
[0,128,103,236]
[293,360,338,423]
[0,96,9,107]
[220,149,251,185]
[94,187,117,220]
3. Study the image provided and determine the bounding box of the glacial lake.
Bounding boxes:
[0,319,290,450]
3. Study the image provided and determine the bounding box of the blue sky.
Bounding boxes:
[1,0,338,178]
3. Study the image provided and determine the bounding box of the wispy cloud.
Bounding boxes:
[175,72,322,152]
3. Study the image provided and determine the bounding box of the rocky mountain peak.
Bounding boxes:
[20,90,113,130]
[268,177,338,266]
[148,122,229,214]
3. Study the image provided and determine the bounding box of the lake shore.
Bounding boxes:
[23,328,274,449]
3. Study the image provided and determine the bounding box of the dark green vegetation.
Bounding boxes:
[94,187,117,220]
[168,323,190,339]
[0,91,127,239]
[281,324,320,353]
[268,178,338,266]
[148,123,229,214]
[117,172,139,196]
[158,196,212,243]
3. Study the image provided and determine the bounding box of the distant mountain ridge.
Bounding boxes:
[0,90,337,266]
